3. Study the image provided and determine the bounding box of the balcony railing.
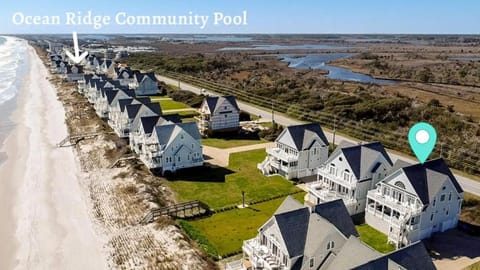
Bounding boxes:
[242,238,286,270]
[318,169,356,189]
[367,190,422,216]
[266,148,297,163]
[307,183,356,206]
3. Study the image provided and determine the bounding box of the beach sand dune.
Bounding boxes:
[0,43,107,270]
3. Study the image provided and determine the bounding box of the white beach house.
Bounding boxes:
[305,141,393,216]
[365,158,464,247]
[131,72,159,96]
[228,196,436,270]
[140,122,203,174]
[258,123,329,180]
[129,114,181,154]
[196,95,240,135]
[114,102,162,138]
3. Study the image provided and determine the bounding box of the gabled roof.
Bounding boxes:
[153,122,202,146]
[323,236,381,270]
[126,104,142,119]
[119,98,135,112]
[313,199,359,238]
[274,195,304,215]
[397,158,462,205]
[105,90,119,105]
[278,123,329,151]
[143,102,162,115]
[352,241,436,270]
[140,116,163,134]
[331,141,393,180]
[204,95,240,113]
[135,72,157,83]
[136,97,152,104]
[274,207,310,257]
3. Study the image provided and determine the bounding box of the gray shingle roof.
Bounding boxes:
[313,199,359,238]
[140,115,179,135]
[126,104,142,119]
[322,236,381,270]
[274,207,310,257]
[352,241,436,270]
[274,195,304,215]
[399,158,462,205]
[153,122,201,146]
[331,141,393,180]
[281,123,329,151]
[205,95,240,113]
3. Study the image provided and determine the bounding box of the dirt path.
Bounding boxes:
[203,142,274,167]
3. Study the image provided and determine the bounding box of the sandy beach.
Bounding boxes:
[0,41,107,269]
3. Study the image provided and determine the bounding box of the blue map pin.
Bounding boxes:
[408,122,437,164]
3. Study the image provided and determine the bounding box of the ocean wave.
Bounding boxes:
[0,37,28,105]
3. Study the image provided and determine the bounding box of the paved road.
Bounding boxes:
[157,75,480,197]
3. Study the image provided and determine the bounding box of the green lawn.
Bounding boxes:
[356,224,395,253]
[202,138,266,149]
[180,193,305,257]
[164,149,301,209]
[150,97,190,110]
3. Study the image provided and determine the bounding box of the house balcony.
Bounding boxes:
[306,182,357,207]
[317,168,356,189]
[242,238,286,270]
[367,190,422,216]
[265,148,298,163]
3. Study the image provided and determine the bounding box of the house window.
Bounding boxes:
[283,255,288,266]
[313,148,317,155]
[449,193,452,201]
[440,194,446,201]
[272,244,278,256]
[343,170,350,182]
[430,214,434,221]
[446,210,449,216]
[178,156,181,162]
[225,114,228,118]
[329,164,336,175]
[433,198,436,207]
[309,258,314,268]
[181,135,184,139]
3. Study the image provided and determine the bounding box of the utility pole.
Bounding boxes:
[271,100,275,124]
[332,115,337,147]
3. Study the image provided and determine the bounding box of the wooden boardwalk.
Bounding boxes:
[140,200,211,224]
[56,132,114,147]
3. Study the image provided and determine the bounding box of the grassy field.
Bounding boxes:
[202,138,267,149]
[150,97,190,110]
[179,193,305,257]
[356,224,396,254]
[164,149,301,209]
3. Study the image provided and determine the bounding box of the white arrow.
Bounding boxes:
[65,32,88,64]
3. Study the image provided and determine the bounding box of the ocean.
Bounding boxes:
[0,36,28,164]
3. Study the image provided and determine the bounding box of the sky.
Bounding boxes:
[0,0,479,34]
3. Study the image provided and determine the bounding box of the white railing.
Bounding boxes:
[318,170,356,189]
[367,190,422,216]
[266,148,297,163]
[307,182,356,205]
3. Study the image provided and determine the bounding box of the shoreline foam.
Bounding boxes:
[0,40,107,270]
